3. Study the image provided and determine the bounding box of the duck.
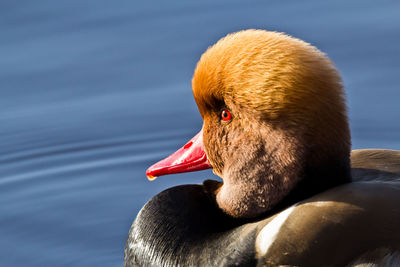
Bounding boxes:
[124,29,400,266]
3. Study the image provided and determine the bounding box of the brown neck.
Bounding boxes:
[273,154,352,214]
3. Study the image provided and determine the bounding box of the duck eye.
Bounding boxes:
[221,109,232,122]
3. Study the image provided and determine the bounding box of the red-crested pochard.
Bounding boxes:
[125,30,400,266]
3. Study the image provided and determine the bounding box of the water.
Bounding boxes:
[1,1,399,266]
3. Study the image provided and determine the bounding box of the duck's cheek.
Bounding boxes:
[202,123,227,177]
[205,123,248,178]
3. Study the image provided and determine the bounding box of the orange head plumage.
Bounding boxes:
[192,29,351,218]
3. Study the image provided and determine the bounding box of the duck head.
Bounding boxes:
[147,29,351,218]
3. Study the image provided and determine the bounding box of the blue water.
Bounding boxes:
[1,1,399,266]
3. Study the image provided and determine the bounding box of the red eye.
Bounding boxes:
[221,109,232,122]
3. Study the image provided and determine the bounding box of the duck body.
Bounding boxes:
[125,149,400,266]
[125,30,400,266]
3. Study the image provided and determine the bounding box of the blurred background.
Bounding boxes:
[1,0,399,266]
